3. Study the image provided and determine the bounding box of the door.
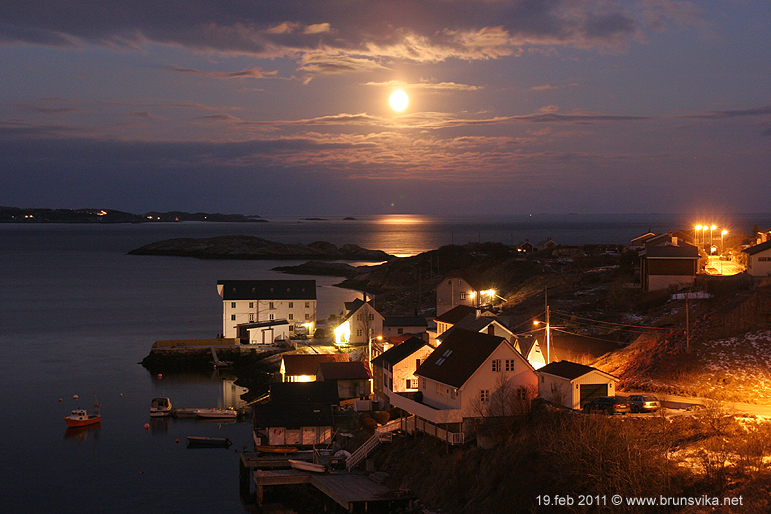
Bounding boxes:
[579,383,608,408]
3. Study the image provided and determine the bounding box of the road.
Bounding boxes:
[704,255,744,276]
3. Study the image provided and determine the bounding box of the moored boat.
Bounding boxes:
[150,397,172,417]
[186,436,232,448]
[288,459,326,473]
[194,407,237,419]
[65,408,101,428]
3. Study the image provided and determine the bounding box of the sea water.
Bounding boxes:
[1,213,769,513]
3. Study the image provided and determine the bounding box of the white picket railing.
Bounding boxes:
[345,418,401,470]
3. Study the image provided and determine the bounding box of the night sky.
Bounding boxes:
[1,1,769,216]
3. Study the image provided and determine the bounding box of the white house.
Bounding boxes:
[333,298,384,347]
[217,280,317,340]
[371,336,434,406]
[435,271,491,317]
[535,360,619,410]
[382,317,428,338]
[743,240,771,278]
[386,328,537,444]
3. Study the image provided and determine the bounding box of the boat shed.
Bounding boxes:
[535,360,619,410]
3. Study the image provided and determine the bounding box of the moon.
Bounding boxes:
[389,89,409,112]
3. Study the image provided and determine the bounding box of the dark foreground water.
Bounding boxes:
[1,213,768,513]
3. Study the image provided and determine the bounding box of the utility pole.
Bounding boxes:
[545,287,551,365]
[685,291,690,352]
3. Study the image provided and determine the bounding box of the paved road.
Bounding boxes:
[704,255,744,276]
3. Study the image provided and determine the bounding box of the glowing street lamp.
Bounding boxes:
[721,230,728,252]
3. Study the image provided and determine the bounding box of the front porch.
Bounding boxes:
[387,391,465,445]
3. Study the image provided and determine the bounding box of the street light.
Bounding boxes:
[710,225,716,247]
[695,225,702,245]
[702,226,708,249]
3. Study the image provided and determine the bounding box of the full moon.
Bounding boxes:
[389,89,409,112]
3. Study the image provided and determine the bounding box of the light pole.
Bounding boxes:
[702,226,708,250]
[695,225,702,246]
[721,230,727,253]
[710,225,716,248]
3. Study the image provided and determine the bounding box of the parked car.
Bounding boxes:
[628,394,661,413]
[583,396,631,415]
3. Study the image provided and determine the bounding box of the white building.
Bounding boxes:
[333,298,384,347]
[743,240,771,278]
[535,360,619,410]
[217,280,317,340]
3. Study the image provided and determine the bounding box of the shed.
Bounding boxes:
[535,360,619,410]
[316,361,372,400]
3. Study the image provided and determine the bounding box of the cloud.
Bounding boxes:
[365,80,483,92]
[0,1,678,72]
[687,105,771,119]
[167,67,276,79]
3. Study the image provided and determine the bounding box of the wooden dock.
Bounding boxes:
[251,469,414,512]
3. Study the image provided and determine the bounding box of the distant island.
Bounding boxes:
[128,235,392,261]
[0,206,265,223]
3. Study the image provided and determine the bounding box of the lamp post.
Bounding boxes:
[695,225,702,246]
[702,226,708,250]
[710,225,716,248]
[721,230,727,253]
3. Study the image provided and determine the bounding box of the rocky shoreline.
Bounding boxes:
[127,235,393,261]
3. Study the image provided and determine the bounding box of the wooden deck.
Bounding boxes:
[251,468,414,511]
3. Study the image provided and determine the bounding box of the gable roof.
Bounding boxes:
[536,360,617,381]
[253,402,334,428]
[416,328,511,389]
[372,336,430,368]
[282,353,349,376]
[644,242,699,259]
[439,269,487,290]
[434,304,478,324]
[317,361,372,381]
[218,280,316,300]
[269,381,340,405]
[631,232,658,245]
[383,317,428,328]
[743,240,771,255]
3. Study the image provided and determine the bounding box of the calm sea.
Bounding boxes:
[1,213,769,513]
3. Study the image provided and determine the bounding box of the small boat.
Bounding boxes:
[195,407,237,419]
[150,397,172,417]
[186,436,232,449]
[255,445,298,454]
[65,408,101,428]
[288,459,326,473]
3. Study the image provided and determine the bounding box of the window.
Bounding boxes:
[269,302,275,309]
[458,280,462,286]
[288,314,293,320]
[231,302,236,309]
[231,315,236,321]
[269,314,274,320]
[450,389,457,399]
[406,379,413,389]
[357,313,363,321]
[460,293,466,300]
[420,378,426,390]
[288,302,293,308]
[249,314,254,322]
[447,280,452,286]
[305,302,310,308]
[505,359,515,372]
[305,314,309,320]
[397,328,404,335]
[480,390,490,402]
[492,359,501,372]
[356,329,362,337]
[289,325,294,332]
[249,302,254,308]
[369,314,374,321]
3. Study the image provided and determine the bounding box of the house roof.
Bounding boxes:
[218,280,316,301]
[317,361,372,381]
[743,240,771,255]
[434,305,478,324]
[536,360,618,381]
[383,317,427,328]
[455,313,511,333]
[269,381,340,405]
[253,402,334,428]
[372,336,430,368]
[631,232,658,245]
[239,319,290,329]
[416,328,510,389]
[282,353,349,377]
[344,298,366,313]
[644,242,699,259]
[439,269,487,291]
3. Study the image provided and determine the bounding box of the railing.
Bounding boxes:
[345,418,401,471]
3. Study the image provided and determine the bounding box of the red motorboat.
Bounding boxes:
[65,397,101,428]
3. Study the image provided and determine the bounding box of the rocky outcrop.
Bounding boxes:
[128,235,392,261]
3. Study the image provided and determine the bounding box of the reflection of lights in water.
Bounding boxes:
[372,214,428,225]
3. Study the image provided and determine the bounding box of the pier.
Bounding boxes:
[240,451,415,512]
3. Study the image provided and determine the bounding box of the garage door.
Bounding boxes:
[579,383,608,407]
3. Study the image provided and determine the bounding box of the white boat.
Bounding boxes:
[194,407,237,419]
[150,397,172,417]
[288,459,326,473]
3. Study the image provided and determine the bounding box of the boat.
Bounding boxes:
[255,445,298,454]
[186,436,232,449]
[150,397,172,417]
[64,407,101,428]
[288,459,326,473]
[194,407,237,419]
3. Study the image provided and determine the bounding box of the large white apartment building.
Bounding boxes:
[217,280,317,341]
